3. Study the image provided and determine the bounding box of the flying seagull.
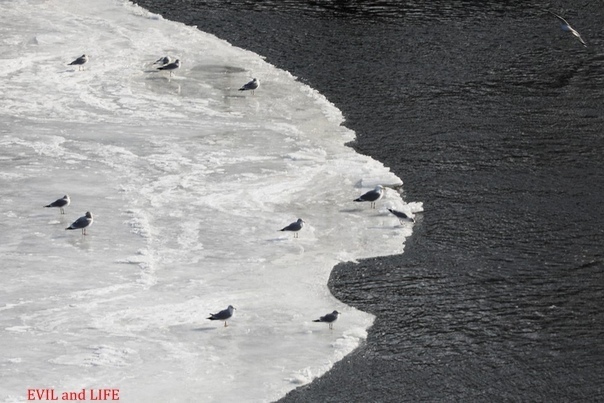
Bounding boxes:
[313,310,340,330]
[547,10,587,47]
[157,59,180,76]
[44,194,70,214]
[65,211,93,235]
[388,208,415,224]
[207,305,236,327]
[153,56,172,66]
[239,78,259,95]
[280,218,305,238]
[354,185,384,209]
[68,54,88,70]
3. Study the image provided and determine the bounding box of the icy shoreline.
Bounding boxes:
[0,1,420,401]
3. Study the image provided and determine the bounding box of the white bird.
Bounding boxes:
[239,78,259,95]
[313,310,340,330]
[280,218,305,238]
[354,185,384,209]
[388,208,415,224]
[548,10,587,47]
[207,305,236,327]
[44,194,70,214]
[68,54,88,70]
[65,211,93,235]
[157,59,180,76]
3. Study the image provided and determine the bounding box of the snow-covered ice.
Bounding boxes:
[0,0,422,401]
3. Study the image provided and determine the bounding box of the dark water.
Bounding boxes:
[136,1,604,400]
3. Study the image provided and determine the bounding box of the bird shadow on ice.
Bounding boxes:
[266,236,292,243]
[381,224,411,230]
[223,94,250,99]
[191,327,217,332]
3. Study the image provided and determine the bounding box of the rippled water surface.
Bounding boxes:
[137,0,604,400]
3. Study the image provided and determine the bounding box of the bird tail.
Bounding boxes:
[65,227,74,230]
[312,319,321,322]
[353,198,363,202]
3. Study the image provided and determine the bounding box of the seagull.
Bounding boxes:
[65,211,93,235]
[239,78,259,95]
[153,56,172,66]
[388,208,415,224]
[280,218,305,238]
[548,10,587,47]
[354,185,384,209]
[313,310,340,330]
[157,59,180,77]
[68,54,88,70]
[207,305,236,327]
[44,194,70,214]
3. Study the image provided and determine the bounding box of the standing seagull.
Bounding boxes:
[354,185,384,209]
[157,58,180,77]
[207,305,236,327]
[313,310,340,330]
[153,56,172,66]
[68,54,88,70]
[44,194,70,214]
[548,10,587,47]
[65,211,93,235]
[239,78,259,95]
[280,218,305,238]
[388,208,415,224]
